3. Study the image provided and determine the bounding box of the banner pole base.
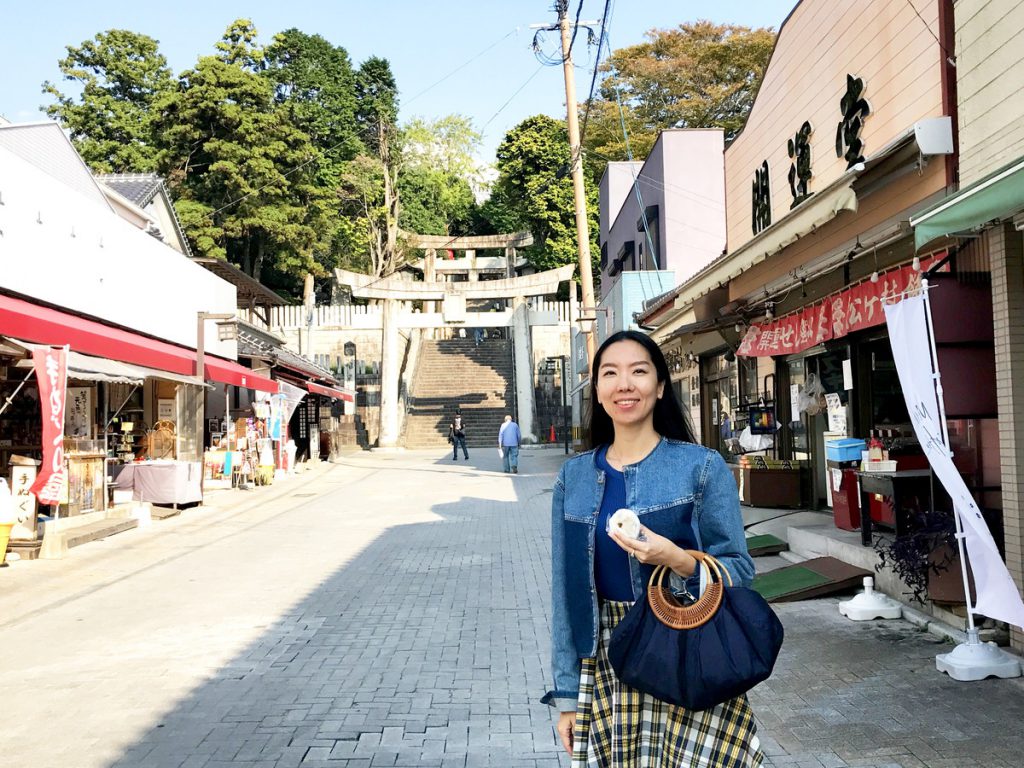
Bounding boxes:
[935,629,1022,681]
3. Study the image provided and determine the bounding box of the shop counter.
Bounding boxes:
[111,461,203,507]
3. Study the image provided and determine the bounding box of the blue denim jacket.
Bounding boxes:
[541,437,755,712]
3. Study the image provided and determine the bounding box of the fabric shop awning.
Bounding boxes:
[0,295,273,391]
[911,157,1024,250]
[305,381,355,403]
[204,357,278,394]
[9,343,209,387]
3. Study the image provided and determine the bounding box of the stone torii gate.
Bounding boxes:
[334,231,574,449]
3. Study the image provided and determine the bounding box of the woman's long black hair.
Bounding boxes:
[586,330,696,448]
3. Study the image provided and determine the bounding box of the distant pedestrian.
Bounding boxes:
[448,409,469,460]
[498,415,521,473]
[473,327,484,346]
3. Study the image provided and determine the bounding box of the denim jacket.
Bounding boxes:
[541,437,755,712]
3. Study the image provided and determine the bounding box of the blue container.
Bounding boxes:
[826,438,866,462]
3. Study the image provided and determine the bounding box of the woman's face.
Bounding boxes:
[595,340,665,430]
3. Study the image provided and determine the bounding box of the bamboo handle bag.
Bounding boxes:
[607,550,785,711]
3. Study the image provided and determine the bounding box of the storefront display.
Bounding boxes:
[64,438,106,516]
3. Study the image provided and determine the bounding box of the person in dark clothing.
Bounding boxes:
[448,410,469,460]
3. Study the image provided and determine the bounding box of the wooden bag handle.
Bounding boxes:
[647,551,733,630]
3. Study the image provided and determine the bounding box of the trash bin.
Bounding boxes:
[827,459,861,531]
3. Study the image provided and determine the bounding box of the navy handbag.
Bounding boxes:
[607,551,784,711]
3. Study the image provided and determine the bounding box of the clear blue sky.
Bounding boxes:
[0,0,796,163]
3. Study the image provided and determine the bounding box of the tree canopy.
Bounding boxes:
[42,29,174,173]
[479,115,598,279]
[582,21,775,166]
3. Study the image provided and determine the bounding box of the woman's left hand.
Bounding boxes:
[609,526,697,577]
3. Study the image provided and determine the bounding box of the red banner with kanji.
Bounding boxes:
[737,259,938,357]
[29,345,69,505]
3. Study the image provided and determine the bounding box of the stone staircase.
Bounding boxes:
[403,338,514,448]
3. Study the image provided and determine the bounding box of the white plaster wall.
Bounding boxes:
[0,146,237,358]
[660,130,726,284]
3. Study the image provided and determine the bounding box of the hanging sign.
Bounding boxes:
[29,346,70,505]
[738,257,939,357]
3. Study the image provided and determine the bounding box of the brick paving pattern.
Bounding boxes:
[1,448,1023,767]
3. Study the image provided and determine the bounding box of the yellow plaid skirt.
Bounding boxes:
[571,601,764,768]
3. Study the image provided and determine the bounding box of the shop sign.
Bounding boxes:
[737,258,938,357]
[29,346,69,505]
[751,160,772,235]
[787,120,814,208]
[836,74,871,169]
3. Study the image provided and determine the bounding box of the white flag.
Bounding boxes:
[885,294,1024,628]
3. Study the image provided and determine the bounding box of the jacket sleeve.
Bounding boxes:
[695,451,755,588]
[542,465,581,711]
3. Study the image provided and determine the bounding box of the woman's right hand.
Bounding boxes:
[557,711,576,755]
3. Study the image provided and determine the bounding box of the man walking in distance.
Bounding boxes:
[498,414,521,473]
[448,409,469,460]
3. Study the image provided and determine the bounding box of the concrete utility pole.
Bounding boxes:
[551,1,598,368]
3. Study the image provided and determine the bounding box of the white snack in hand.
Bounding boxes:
[609,508,641,539]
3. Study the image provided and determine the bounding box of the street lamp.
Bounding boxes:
[197,311,237,381]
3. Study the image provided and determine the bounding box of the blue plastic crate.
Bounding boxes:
[826,438,866,462]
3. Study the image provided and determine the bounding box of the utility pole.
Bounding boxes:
[537,1,598,368]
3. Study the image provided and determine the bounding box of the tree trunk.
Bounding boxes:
[253,238,265,283]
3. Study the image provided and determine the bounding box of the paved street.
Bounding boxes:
[1,449,1024,768]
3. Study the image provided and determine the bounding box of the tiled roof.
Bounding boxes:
[95,173,164,207]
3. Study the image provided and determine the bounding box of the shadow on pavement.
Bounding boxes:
[105,471,565,767]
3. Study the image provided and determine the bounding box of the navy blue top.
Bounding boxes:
[594,446,635,600]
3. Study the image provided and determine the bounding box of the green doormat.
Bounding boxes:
[745,533,788,557]
[752,557,870,603]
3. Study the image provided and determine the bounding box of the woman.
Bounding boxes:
[542,330,762,766]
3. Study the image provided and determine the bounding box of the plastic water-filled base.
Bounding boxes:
[838,577,903,621]
[936,631,1023,681]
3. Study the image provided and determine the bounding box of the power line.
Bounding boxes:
[904,0,955,65]
[404,29,520,107]
[480,64,547,135]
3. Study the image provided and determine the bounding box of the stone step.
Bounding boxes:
[65,518,139,549]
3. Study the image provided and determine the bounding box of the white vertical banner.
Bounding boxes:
[884,294,1024,628]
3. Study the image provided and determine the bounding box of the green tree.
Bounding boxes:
[582,21,775,166]
[398,115,482,237]
[42,29,175,173]
[159,21,328,294]
[263,29,364,187]
[482,115,598,278]
[338,56,403,277]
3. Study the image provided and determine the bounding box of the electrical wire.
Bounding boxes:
[479,64,547,135]
[404,29,520,107]
[904,0,954,64]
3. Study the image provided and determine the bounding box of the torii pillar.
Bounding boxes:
[378,298,401,447]
[511,295,535,441]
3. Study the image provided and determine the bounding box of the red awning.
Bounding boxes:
[0,294,278,392]
[306,381,355,403]
[0,293,195,374]
[204,357,278,393]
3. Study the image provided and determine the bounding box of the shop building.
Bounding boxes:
[906,0,1024,650]
[633,0,1007,622]
[0,121,260,554]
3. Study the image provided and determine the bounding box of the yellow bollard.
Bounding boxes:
[0,522,12,567]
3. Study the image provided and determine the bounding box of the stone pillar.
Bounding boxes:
[378,298,402,448]
[424,249,437,341]
[990,223,1024,651]
[512,295,536,442]
[506,246,516,279]
[466,249,478,281]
